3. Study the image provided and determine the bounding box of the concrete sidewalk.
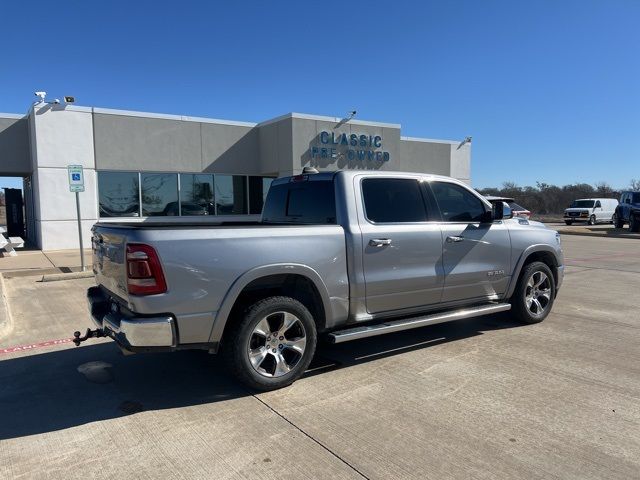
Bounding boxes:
[0,249,93,276]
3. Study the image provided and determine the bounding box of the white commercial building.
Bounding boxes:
[0,103,470,250]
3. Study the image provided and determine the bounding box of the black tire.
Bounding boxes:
[631,215,640,233]
[510,261,556,324]
[588,215,596,225]
[564,221,572,226]
[222,296,317,391]
[614,212,624,229]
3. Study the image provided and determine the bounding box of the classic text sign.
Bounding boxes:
[311,131,390,163]
[68,165,85,192]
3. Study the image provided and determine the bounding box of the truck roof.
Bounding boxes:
[272,170,464,187]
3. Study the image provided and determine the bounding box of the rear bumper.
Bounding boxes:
[87,286,176,350]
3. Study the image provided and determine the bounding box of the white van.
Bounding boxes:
[564,198,619,225]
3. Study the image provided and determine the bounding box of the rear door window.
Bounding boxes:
[262,180,336,224]
[362,178,429,223]
[430,182,486,222]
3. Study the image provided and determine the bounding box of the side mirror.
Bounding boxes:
[482,200,506,223]
[501,202,513,219]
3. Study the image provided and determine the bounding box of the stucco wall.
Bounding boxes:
[398,138,453,177]
[93,112,262,175]
[30,105,97,250]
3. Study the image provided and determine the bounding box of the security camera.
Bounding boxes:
[34,91,47,101]
[51,98,60,105]
[348,110,357,117]
[457,136,472,150]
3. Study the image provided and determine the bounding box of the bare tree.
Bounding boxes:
[630,179,640,191]
[594,182,614,196]
[478,181,622,216]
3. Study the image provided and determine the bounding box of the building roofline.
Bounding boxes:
[400,136,459,145]
[91,107,257,127]
[257,112,401,129]
[0,112,26,119]
[19,104,462,145]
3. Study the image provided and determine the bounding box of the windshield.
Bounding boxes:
[570,200,595,208]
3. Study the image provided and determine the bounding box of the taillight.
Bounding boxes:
[126,243,167,295]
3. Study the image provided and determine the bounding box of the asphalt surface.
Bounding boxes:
[0,235,639,479]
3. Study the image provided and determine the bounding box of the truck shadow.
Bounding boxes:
[0,314,520,440]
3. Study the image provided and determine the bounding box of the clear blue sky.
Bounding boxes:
[1,0,638,190]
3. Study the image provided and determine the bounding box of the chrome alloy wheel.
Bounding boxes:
[247,311,307,378]
[524,271,552,317]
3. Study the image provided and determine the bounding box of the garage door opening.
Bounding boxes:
[1,176,33,246]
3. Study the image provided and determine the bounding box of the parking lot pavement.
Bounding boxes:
[549,221,640,239]
[0,235,639,479]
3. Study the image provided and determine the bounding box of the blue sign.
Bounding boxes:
[311,131,390,163]
[67,165,85,192]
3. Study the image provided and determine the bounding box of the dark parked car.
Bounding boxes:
[614,191,640,232]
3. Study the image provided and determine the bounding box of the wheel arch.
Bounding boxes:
[207,264,332,350]
[506,246,560,299]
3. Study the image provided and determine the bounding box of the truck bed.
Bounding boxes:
[91,222,350,344]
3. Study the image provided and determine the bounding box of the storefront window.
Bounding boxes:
[141,173,179,216]
[215,175,247,215]
[249,176,274,214]
[98,172,140,217]
[98,171,263,218]
[180,174,214,215]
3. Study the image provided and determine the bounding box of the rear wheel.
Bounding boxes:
[510,261,555,324]
[222,296,317,391]
[588,215,596,225]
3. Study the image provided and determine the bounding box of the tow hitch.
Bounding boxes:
[73,328,106,346]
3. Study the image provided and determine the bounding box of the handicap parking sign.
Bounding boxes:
[68,165,85,192]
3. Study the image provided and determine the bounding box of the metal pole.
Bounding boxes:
[76,191,85,271]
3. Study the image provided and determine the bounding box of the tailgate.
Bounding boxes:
[92,226,129,301]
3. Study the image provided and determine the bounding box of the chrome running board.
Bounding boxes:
[328,303,511,344]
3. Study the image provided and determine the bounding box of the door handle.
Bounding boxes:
[369,238,392,247]
[446,236,464,243]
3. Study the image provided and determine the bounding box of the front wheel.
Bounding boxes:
[222,296,317,391]
[510,261,556,324]
[614,213,624,229]
[564,221,573,226]
[588,215,596,225]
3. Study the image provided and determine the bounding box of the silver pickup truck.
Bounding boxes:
[83,170,564,390]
